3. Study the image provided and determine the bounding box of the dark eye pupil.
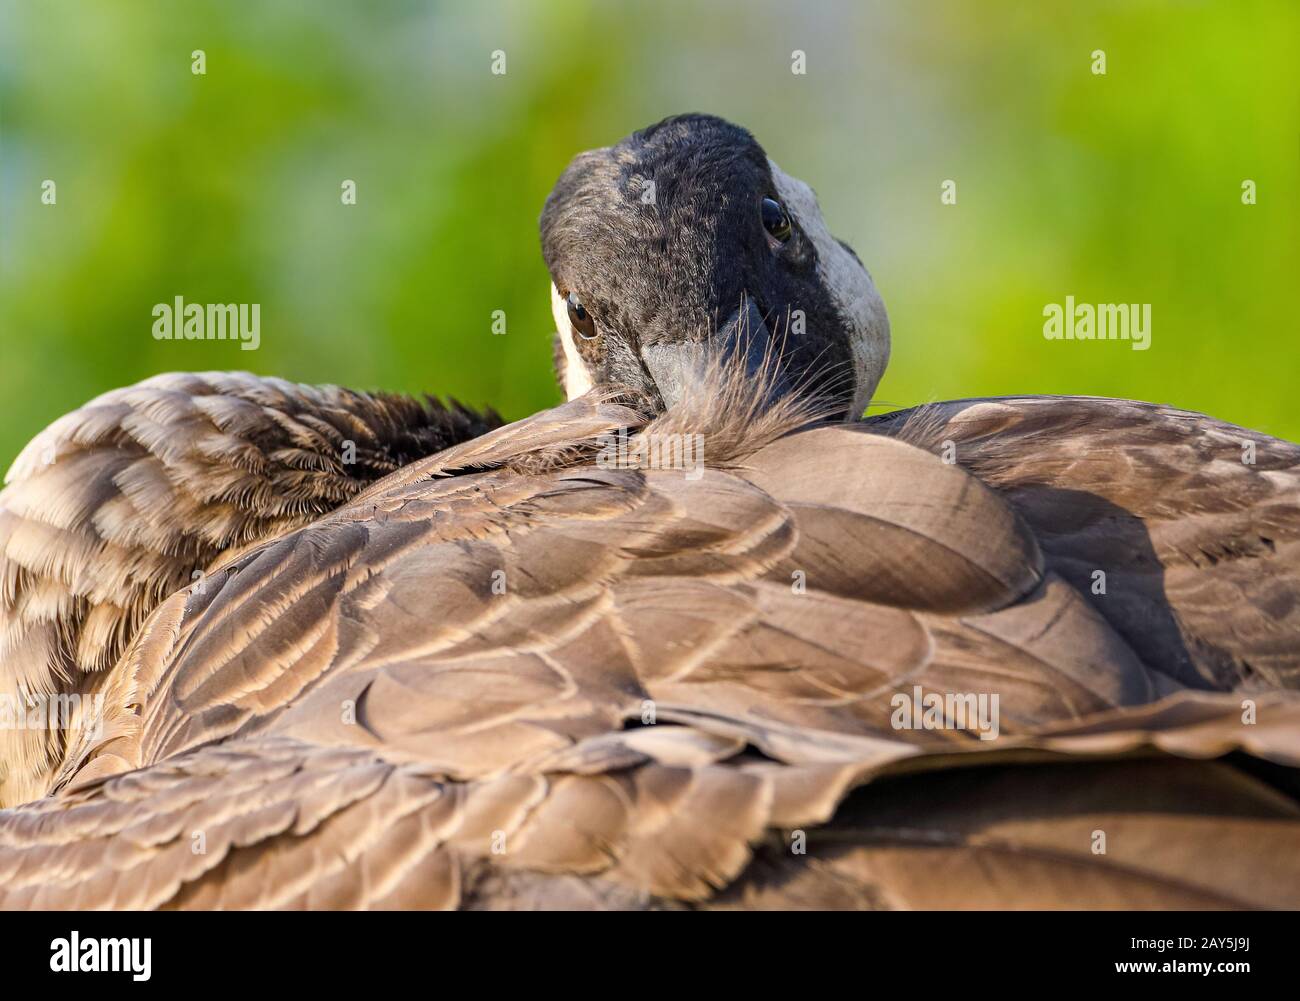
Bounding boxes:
[566,291,597,340]
[761,197,791,240]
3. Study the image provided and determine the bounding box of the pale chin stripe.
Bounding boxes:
[551,283,594,399]
[768,159,890,417]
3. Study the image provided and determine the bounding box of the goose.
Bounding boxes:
[1,113,1298,910]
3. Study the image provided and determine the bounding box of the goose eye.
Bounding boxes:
[761,197,792,242]
[566,291,598,340]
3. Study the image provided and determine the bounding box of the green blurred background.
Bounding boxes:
[2,0,1297,467]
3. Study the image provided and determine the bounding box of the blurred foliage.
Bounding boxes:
[1,0,1297,467]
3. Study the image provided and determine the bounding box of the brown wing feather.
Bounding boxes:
[0,372,497,805]
[870,396,1300,691]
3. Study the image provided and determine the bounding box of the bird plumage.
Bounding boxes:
[1,363,1298,909]
[0,372,498,805]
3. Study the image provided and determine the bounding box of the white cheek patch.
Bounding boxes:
[769,160,890,417]
[551,282,594,399]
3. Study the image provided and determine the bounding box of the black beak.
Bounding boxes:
[640,296,792,411]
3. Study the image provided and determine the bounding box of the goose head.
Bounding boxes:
[540,113,890,419]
